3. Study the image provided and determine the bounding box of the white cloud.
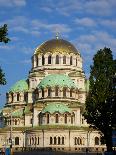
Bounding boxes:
[0,45,15,50]
[75,17,96,27]
[20,59,31,64]
[0,0,26,7]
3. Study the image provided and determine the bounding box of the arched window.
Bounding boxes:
[55,87,59,96]
[70,89,73,97]
[77,137,82,145]
[95,137,99,145]
[32,137,34,145]
[11,93,13,102]
[62,137,64,145]
[15,137,19,145]
[50,137,52,145]
[56,55,59,64]
[55,114,59,123]
[63,88,67,97]
[70,56,72,65]
[63,56,66,64]
[47,114,49,124]
[58,137,60,145]
[24,93,28,102]
[15,119,17,125]
[36,55,38,66]
[48,87,51,97]
[17,93,20,101]
[37,137,39,145]
[64,114,67,124]
[42,89,44,98]
[54,137,57,145]
[76,58,77,66]
[48,55,51,64]
[74,137,77,145]
[71,115,73,124]
[42,55,45,65]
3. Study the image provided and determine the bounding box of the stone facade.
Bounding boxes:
[0,38,106,152]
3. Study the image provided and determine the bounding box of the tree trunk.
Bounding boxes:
[104,129,113,152]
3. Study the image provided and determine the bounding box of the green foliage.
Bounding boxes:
[0,24,10,43]
[83,47,116,151]
[0,67,6,85]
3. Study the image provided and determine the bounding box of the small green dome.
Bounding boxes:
[41,103,71,114]
[12,108,23,118]
[38,74,77,89]
[9,79,28,92]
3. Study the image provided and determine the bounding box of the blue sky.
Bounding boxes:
[0,0,116,107]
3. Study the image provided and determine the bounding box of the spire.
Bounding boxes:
[56,32,59,39]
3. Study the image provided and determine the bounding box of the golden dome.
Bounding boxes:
[34,39,80,55]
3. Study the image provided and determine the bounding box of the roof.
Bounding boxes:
[41,103,71,114]
[37,74,77,89]
[34,39,80,55]
[12,108,23,118]
[9,79,28,92]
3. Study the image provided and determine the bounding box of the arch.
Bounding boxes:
[48,55,52,64]
[47,113,49,124]
[42,55,45,65]
[70,56,72,65]
[15,137,19,145]
[32,137,34,145]
[64,114,67,124]
[63,88,67,97]
[58,137,60,145]
[74,137,77,145]
[55,87,59,96]
[48,87,51,97]
[54,137,57,145]
[50,137,52,145]
[95,137,99,145]
[17,93,20,101]
[63,55,66,64]
[37,137,39,145]
[56,55,59,64]
[55,114,59,123]
[15,119,17,125]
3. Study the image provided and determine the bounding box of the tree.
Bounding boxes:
[0,24,10,85]
[0,24,10,43]
[83,47,116,152]
[0,67,6,85]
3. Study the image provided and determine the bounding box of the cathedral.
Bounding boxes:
[0,37,105,152]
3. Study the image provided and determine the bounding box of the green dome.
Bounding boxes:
[41,103,71,114]
[9,79,28,92]
[12,108,23,118]
[38,74,77,89]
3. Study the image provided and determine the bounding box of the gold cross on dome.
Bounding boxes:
[56,32,59,39]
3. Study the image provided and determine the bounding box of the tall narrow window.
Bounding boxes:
[56,55,59,64]
[70,89,73,97]
[95,137,99,145]
[64,114,67,124]
[42,55,45,65]
[36,55,38,66]
[37,137,39,145]
[58,137,60,145]
[55,114,59,123]
[24,93,28,102]
[42,89,44,98]
[70,56,72,65]
[54,137,57,145]
[17,93,20,101]
[48,87,51,97]
[11,93,13,102]
[76,58,77,66]
[48,55,51,64]
[55,87,59,96]
[62,137,64,145]
[50,137,52,145]
[47,113,49,124]
[63,56,66,64]
[15,119,17,125]
[63,88,66,97]
[71,115,73,124]
[75,137,77,145]
[15,137,19,145]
